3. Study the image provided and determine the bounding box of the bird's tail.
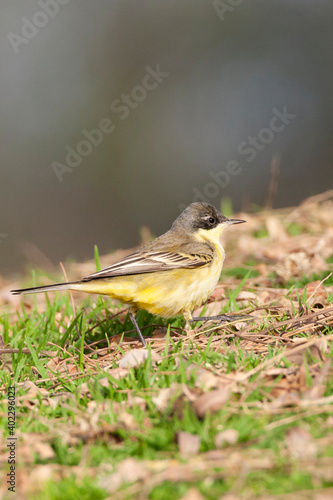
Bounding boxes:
[11,281,78,295]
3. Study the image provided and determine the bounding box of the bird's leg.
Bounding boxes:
[191,313,253,324]
[183,311,241,336]
[183,311,194,331]
[129,311,147,347]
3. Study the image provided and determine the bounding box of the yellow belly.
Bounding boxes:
[72,244,225,318]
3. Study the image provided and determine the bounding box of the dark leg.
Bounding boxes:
[191,314,252,323]
[129,311,147,347]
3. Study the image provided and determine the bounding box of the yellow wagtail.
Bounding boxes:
[11,203,245,346]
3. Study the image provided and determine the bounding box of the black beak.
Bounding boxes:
[226,218,246,225]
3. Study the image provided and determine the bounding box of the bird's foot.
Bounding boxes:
[191,313,253,324]
[129,312,147,347]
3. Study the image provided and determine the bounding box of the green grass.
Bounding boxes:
[1,269,332,499]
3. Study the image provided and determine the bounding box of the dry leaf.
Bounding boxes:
[20,381,49,397]
[119,348,161,368]
[152,383,180,412]
[285,427,317,459]
[303,280,328,308]
[100,457,148,493]
[325,416,333,428]
[0,335,13,372]
[46,357,78,375]
[177,431,201,457]
[304,361,330,400]
[185,362,219,391]
[215,429,239,448]
[209,285,226,301]
[193,388,230,418]
[285,339,326,365]
[266,216,288,241]
[151,328,168,338]
[109,333,136,344]
[107,367,130,380]
[33,442,56,460]
[98,377,111,388]
[219,495,240,500]
[78,382,91,398]
[233,321,247,331]
[27,465,54,490]
[48,392,75,409]
[179,487,205,500]
[126,394,147,410]
[237,290,257,303]
[117,411,138,430]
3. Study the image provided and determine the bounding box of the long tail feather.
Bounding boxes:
[11,281,78,295]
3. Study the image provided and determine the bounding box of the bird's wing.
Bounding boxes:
[82,249,212,281]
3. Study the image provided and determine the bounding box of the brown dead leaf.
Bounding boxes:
[276,251,328,283]
[0,334,12,372]
[1,284,21,307]
[20,380,49,397]
[233,321,247,331]
[119,348,161,368]
[236,290,257,306]
[107,367,130,380]
[152,383,180,412]
[179,488,205,500]
[325,416,333,428]
[33,442,56,460]
[215,429,239,448]
[45,356,61,372]
[303,280,328,308]
[304,361,331,400]
[100,457,148,494]
[193,388,230,418]
[219,495,239,500]
[48,392,75,409]
[126,394,147,410]
[266,367,296,377]
[27,465,54,491]
[266,215,289,241]
[98,376,111,388]
[314,491,333,500]
[151,328,168,339]
[78,382,91,398]
[109,333,136,344]
[185,362,220,391]
[285,338,327,365]
[209,285,226,301]
[46,356,78,376]
[285,427,317,459]
[119,348,148,368]
[18,433,56,463]
[117,411,139,430]
[177,431,201,457]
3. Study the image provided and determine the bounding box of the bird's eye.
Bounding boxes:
[208,217,216,225]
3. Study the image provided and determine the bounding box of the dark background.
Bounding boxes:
[1,0,333,277]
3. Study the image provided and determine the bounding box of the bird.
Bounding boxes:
[11,202,246,346]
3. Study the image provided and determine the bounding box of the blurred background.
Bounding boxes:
[1,0,333,277]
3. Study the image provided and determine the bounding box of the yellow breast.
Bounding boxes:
[72,228,226,319]
[132,239,224,318]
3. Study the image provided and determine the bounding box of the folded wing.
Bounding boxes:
[83,249,212,281]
